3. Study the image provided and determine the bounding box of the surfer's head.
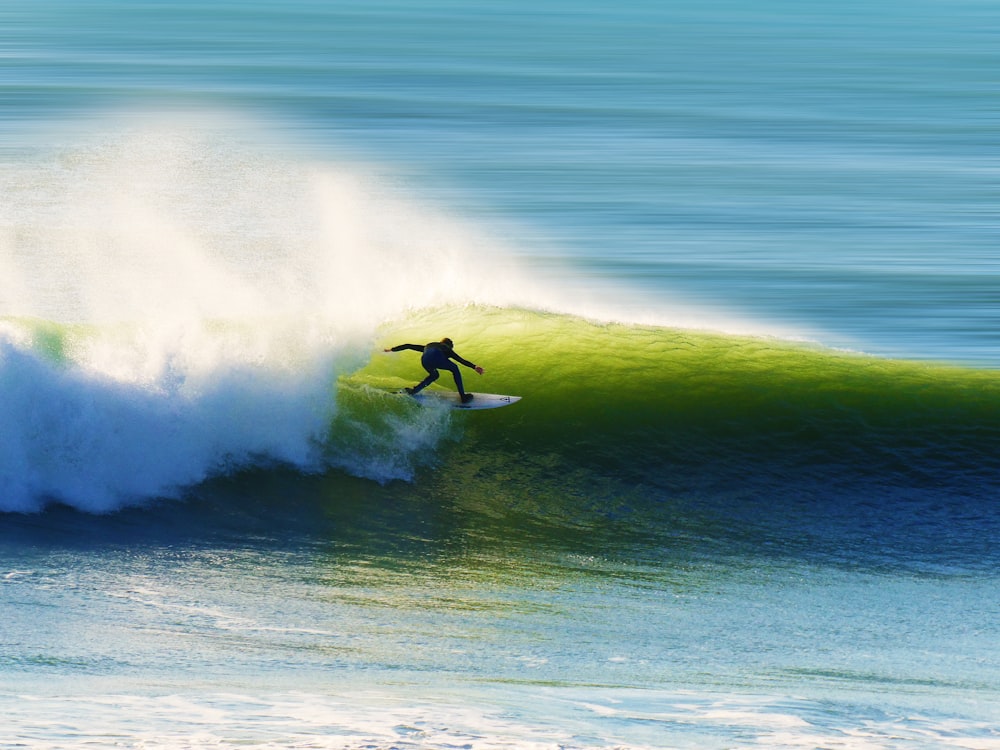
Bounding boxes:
[441,337,453,348]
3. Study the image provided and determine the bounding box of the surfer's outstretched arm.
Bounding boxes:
[448,350,484,374]
[459,358,484,375]
[384,343,426,353]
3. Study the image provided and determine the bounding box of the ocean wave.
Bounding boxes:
[363,306,1000,498]
[4,304,1000,515]
[3,119,999,515]
[0,116,801,513]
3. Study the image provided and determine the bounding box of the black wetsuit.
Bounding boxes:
[390,342,478,397]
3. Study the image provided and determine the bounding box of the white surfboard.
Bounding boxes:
[401,391,521,410]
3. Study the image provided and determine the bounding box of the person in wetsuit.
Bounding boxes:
[384,337,484,403]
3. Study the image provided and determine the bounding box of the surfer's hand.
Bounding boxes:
[475,366,484,375]
[383,348,392,352]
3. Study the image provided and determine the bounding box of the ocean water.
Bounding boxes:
[2,1,999,748]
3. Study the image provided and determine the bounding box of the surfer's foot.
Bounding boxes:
[404,387,418,395]
[461,393,474,404]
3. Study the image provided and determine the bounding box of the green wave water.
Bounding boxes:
[327,306,1000,571]
[349,306,1000,489]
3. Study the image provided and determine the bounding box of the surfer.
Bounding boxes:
[384,338,484,403]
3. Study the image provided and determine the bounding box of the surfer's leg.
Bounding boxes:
[410,368,439,394]
[441,361,467,398]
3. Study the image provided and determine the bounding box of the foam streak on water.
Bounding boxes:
[3,689,998,749]
[2,536,998,749]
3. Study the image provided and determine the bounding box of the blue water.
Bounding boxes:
[2,1,999,748]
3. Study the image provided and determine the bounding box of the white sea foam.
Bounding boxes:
[2,688,997,750]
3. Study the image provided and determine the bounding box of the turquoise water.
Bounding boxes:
[2,1,999,748]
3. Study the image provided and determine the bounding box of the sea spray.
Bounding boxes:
[0,120,536,510]
[0,117,550,328]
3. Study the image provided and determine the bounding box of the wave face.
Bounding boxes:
[362,306,1000,486]
[367,306,1000,526]
[292,304,1000,578]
